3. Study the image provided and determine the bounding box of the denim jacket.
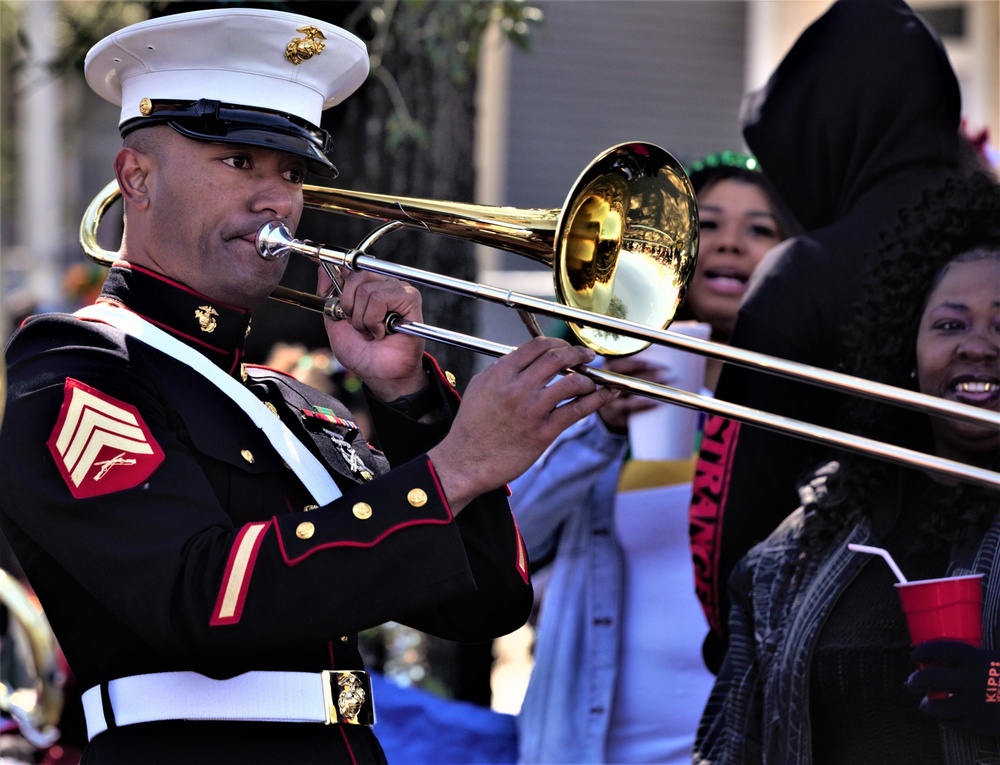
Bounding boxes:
[509,415,627,764]
[694,464,1000,765]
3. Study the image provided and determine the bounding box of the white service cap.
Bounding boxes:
[84,8,370,176]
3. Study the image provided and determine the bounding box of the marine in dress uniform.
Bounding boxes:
[0,9,563,763]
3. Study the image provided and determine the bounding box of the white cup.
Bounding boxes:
[627,321,711,460]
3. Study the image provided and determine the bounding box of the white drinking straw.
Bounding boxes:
[847,543,908,583]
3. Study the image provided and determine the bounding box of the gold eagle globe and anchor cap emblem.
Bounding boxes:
[194,305,219,333]
[285,26,327,65]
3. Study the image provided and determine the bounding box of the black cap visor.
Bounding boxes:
[120,99,337,178]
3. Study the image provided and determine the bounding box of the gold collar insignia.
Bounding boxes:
[195,305,219,333]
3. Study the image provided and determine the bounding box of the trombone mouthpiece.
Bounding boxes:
[256,221,295,260]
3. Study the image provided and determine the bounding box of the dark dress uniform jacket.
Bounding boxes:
[0,264,533,763]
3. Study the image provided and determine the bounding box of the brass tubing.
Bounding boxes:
[259,221,999,433]
[255,224,999,489]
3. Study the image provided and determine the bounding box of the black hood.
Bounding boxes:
[741,0,961,232]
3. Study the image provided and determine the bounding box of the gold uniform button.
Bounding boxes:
[340,635,349,643]
[407,488,428,508]
[296,522,315,539]
[445,371,457,388]
[241,449,255,464]
[352,502,373,520]
[303,504,319,512]
[138,97,153,115]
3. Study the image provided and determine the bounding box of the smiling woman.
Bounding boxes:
[918,252,1000,464]
[694,169,1000,765]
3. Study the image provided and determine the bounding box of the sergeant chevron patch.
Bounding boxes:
[46,378,165,499]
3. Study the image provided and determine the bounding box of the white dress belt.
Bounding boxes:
[81,670,374,741]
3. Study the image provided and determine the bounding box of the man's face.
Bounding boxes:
[136,129,308,309]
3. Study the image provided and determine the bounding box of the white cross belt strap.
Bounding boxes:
[81,670,375,740]
[75,303,342,505]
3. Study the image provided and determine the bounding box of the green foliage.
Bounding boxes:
[358,0,543,149]
[418,0,542,84]
[385,110,428,153]
[387,0,541,84]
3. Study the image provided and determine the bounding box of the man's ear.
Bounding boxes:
[114,147,151,209]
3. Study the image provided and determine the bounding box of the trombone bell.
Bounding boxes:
[299,141,699,355]
[555,144,698,355]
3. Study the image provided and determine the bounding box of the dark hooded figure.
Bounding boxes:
[689,0,966,669]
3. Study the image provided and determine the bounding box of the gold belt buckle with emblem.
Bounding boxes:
[321,670,373,725]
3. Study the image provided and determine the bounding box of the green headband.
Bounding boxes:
[686,151,759,175]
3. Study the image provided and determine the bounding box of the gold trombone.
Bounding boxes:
[79,142,1000,489]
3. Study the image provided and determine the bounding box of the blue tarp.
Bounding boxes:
[370,672,519,764]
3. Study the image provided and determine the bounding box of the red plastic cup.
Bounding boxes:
[895,573,984,700]
[894,573,984,647]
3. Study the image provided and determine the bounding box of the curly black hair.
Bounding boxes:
[801,170,1000,553]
